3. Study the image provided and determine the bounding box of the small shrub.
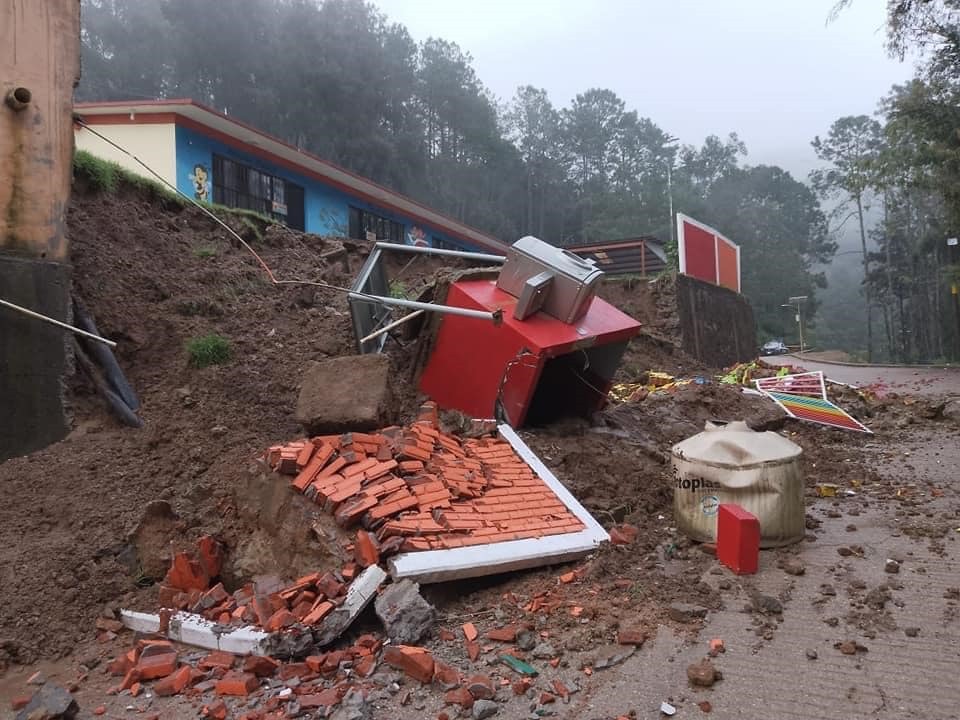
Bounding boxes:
[73,150,120,193]
[187,333,231,368]
[194,245,218,259]
[389,279,408,299]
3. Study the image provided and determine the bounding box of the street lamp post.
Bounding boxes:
[781,296,807,355]
[664,135,679,251]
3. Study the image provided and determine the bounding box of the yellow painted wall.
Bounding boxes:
[75,123,177,187]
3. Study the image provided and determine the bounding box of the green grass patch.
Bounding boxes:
[73,150,184,205]
[193,245,218,259]
[186,333,231,368]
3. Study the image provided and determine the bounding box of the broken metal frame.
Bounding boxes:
[349,242,506,354]
[387,424,610,583]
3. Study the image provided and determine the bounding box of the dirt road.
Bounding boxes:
[764,355,960,397]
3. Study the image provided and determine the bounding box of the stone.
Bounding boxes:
[781,559,805,576]
[668,603,708,623]
[752,595,782,615]
[14,683,79,720]
[884,559,900,574]
[904,627,920,638]
[515,630,536,652]
[805,649,818,660]
[466,675,495,700]
[295,355,395,435]
[686,659,719,687]
[472,699,499,719]
[531,643,556,659]
[374,579,436,645]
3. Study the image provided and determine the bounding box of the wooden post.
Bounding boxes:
[0,1,81,459]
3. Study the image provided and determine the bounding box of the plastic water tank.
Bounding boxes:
[672,420,804,548]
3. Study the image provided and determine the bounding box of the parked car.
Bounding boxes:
[760,339,789,356]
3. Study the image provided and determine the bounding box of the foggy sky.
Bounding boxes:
[375,0,914,182]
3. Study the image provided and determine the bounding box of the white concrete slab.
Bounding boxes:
[314,564,387,646]
[388,424,609,583]
[120,609,274,655]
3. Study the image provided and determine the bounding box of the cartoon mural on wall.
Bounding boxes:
[406,225,430,247]
[190,164,211,202]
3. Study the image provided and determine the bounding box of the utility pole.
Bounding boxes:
[782,296,807,355]
[949,237,959,360]
[0,1,81,459]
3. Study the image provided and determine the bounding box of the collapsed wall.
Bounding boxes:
[600,273,755,372]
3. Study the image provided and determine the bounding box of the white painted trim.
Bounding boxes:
[119,610,273,655]
[676,213,687,274]
[388,425,609,583]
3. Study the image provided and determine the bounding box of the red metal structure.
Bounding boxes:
[419,279,641,427]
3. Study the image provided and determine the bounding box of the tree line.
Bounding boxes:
[815,0,960,362]
[91,0,950,350]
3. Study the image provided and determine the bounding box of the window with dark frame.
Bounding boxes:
[212,154,304,230]
[348,206,403,244]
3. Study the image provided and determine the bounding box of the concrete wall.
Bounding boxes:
[0,0,80,460]
[75,123,177,186]
[675,273,756,368]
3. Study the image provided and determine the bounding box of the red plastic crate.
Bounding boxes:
[716,503,759,575]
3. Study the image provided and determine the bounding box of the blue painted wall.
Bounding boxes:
[174,125,480,250]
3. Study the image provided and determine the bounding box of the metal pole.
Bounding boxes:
[360,309,425,344]
[667,162,675,250]
[348,291,503,324]
[373,242,506,264]
[797,300,805,355]
[0,297,117,347]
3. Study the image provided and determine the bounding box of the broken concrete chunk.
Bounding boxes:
[15,683,79,720]
[314,565,387,647]
[686,658,720,687]
[472,699,499,719]
[374,579,436,645]
[668,603,708,623]
[295,355,395,435]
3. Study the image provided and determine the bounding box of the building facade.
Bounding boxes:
[74,99,504,254]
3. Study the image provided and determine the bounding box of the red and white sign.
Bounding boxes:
[676,213,741,293]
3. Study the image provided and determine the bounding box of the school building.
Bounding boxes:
[73,99,505,254]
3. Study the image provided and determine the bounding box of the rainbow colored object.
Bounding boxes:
[764,391,872,434]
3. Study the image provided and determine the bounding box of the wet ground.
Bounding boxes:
[764,355,960,398]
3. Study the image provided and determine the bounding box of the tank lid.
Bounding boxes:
[671,420,802,467]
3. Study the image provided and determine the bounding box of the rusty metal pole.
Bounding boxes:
[0,1,81,459]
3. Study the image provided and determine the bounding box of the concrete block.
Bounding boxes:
[295,354,395,435]
[374,579,435,644]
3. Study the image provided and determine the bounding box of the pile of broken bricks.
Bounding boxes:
[266,404,587,555]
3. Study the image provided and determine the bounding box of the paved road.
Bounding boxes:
[763,354,960,397]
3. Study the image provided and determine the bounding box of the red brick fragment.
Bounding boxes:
[303,600,334,625]
[354,529,380,567]
[164,551,209,592]
[486,625,518,642]
[215,671,259,696]
[466,674,495,700]
[617,629,646,646]
[136,650,177,680]
[154,665,191,696]
[354,655,377,678]
[383,645,435,683]
[443,687,475,709]
[265,608,297,632]
[513,679,531,695]
[93,707,106,716]
[551,679,571,701]
[203,700,228,720]
[540,692,556,704]
[197,535,224,578]
[278,663,309,680]
[300,688,343,709]
[242,654,279,677]
[11,696,31,711]
[466,641,481,661]
[432,660,461,689]
[462,622,479,641]
[199,650,236,670]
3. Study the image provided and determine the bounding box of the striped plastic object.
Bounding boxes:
[765,391,872,434]
[755,371,826,400]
